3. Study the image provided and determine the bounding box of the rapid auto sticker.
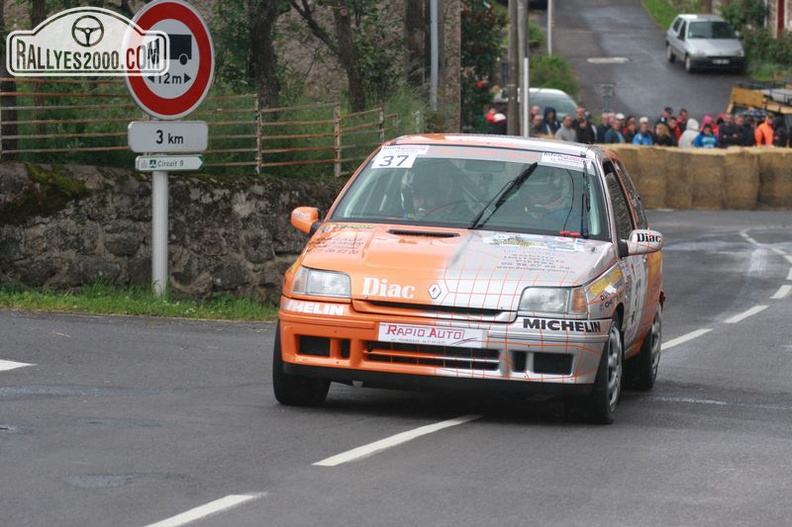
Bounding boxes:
[378,323,485,348]
[281,299,347,316]
[371,145,430,169]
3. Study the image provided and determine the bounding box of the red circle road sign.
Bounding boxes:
[125,0,214,120]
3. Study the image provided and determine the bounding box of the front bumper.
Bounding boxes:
[690,55,745,70]
[278,296,612,394]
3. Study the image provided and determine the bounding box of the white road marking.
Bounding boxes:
[664,329,712,350]
[144,493,266,527]
[739,230,757,245]
[770,247,787,256]
[314,415,480,467]
[787,267,792,282]
[725,305,768,324]
[771,285,792,300]
[0,360,33,372]
[786,255,792,265]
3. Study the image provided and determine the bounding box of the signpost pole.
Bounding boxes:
[151,170,169,297]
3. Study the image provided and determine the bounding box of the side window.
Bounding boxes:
[604,162,634,240]
[614,160,648,229]
[678,21,687,40]
[671,17,681,34]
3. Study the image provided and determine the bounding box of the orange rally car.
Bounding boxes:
[274,134,664,424]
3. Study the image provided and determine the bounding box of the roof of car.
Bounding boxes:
[386,133,595,157]
[676,13,727,22]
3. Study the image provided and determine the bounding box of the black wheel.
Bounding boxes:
[684,55,695,73]
[626,307,662,391]
[666,44,675,63]
[272,322,330,407]
[584,315,623,425]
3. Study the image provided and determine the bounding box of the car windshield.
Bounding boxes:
[329,144,609,240]
[530,93,577,119]
[688,21,736,39]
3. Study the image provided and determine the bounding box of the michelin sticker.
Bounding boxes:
[371,145,429,169]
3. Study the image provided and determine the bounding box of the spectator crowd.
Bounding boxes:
[486,104,791,148]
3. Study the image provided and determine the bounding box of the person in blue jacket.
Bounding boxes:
[693,123,718,148]
[632,117,655,146]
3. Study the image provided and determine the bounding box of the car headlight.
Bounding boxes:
[692,49,707,57]
[293,267,351,298]
[737,49,745,57]
[519,287,587,315]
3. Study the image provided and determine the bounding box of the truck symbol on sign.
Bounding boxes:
[168,34,192,65]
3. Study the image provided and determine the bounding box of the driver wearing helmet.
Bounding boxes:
[523,171,573,228]
[400,160,467,220]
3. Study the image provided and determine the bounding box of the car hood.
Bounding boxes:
[299,223,617,311]
[689,38,743,55]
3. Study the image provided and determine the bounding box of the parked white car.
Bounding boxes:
[666,14,745,73]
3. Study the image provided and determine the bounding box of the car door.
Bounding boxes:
[668,17,682,57]
[603,161,645,353]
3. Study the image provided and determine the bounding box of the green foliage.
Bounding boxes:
[353,4,404,105]
[461,0,507,131]
[0,282,278,320]
[530,55,579,98]
[642,0,678,29]
[741,29,792,76]
[210,1,255,92]
[720,0,767,31]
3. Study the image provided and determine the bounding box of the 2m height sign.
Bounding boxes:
[125,0,214,120]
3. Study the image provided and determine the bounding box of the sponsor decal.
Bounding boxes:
[282,299,345,316]
[362,277,415,299]
[523,318,603,333]
[371,145,429,169]
[635,232,661,243]
[540,152,586,170]
[6,7,168,77]
[378,323,484,347]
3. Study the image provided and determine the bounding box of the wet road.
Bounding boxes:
[2,210,791,526]
[550,0,750,118]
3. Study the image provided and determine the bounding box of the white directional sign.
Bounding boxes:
[128,120,207,152]
[136,154,203,172]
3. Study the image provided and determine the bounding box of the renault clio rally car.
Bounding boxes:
[274,135,664,424]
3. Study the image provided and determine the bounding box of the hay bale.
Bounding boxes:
[757,149,792,209]
[665,150,695,209]
[631,147,670,209]
[722,148,759,209]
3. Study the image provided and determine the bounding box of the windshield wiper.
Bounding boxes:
[469,162,538,230]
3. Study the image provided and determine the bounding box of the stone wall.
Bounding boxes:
[0,162,343,304]
[1,148,790,302]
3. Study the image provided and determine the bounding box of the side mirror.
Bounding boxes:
[290,207,322,235]
[618,229,663,258]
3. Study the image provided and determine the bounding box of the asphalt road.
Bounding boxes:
[549,0,750,119]
[2,210,791,527]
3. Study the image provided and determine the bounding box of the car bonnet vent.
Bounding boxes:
[388,229,459,238]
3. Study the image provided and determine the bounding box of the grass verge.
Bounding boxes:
[0,283,278,322]
[642,0,677,30]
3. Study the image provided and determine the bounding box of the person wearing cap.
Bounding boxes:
[656,107,673,126]
[632,117,655,146]
[602,113,626,143]
[755,113,774,146]
[488,111,507,135]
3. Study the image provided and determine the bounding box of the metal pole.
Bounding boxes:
[507,0,519,135]
[518,0,528,137]
[547,0,553,56]
[151,170,168,297]
[430,0,439,112]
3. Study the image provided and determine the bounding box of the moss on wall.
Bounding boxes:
[0,163,92,226]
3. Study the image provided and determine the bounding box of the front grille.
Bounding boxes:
[365,341,500,371]
[354,300,511,322]
[533,352,573,375]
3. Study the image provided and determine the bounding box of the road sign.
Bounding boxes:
[136,154,203,172]
[125,0,214,120]
[128,120,208,152]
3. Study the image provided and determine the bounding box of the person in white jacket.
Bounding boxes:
[678,117,700,148]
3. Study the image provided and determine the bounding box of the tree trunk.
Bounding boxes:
[405,0,427,90]
[0,0,17,159]
[249,0,282,111]
[440,0,461,131]
[330,0,366,112]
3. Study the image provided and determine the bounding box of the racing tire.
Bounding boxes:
[684,55,695,73]
[272,322,330,407]
[625,307,662,391]
[584,315,623,425]
[666,45,675,63]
